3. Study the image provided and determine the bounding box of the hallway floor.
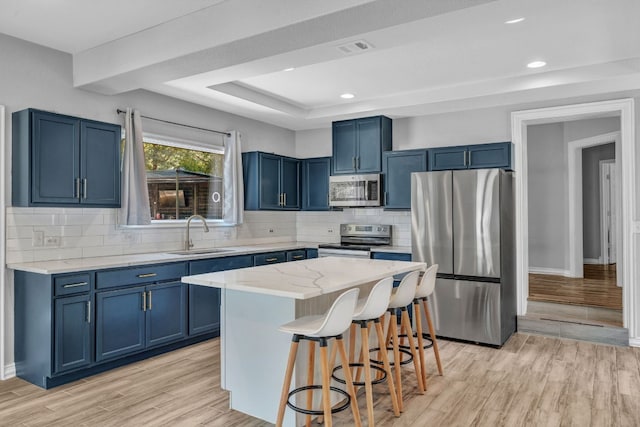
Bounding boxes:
[528,264,622,327]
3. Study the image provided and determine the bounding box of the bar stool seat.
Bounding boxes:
[331,277,401,426]
[276,288,362,427]
[411,264,443,387]
[383,270,426,410]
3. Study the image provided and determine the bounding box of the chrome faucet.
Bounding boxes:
[185,215,210,251]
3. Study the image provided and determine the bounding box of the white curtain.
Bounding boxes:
[119,108,151,225]
[223,130,244,225]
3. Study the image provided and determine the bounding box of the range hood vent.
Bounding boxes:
[337,40,374,55]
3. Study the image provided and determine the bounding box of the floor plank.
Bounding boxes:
[1,335,639,426]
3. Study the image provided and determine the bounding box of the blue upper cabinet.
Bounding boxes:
[430,142,512,171]
[382,149,428,209]
[12,109,121,207]
[243,152,301,210]
[302,157,331,210]
[332,116,392,174]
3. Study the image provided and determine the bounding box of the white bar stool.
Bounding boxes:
[383,270,426,410]
[330,277,401,426]
[412,264,443,389]
[276,288,362,427]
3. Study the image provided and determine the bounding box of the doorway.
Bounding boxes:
[512,98,637,344]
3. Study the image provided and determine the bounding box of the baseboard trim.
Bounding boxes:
[2,363,16,380]
[629,338,640,347]
[528,267,572,277]
[583,258,603,265]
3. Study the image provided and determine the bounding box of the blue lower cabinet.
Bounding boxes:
[306,248,319,259]
[188,255,254,336]
[287,250,306,262]
[254,251,286,266]
[96,286,146,362]
[146,281,187,348]
[54,294,92,374]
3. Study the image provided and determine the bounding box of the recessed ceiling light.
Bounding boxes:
[527,61,547,69]
[283,67,295,72]
[505,17,525,24]
[340,93,355,99]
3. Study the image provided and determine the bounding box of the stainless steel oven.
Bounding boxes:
[318,223,391,259]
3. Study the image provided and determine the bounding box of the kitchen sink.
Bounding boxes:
[166,249,236,256]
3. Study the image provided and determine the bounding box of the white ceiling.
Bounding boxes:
[2,0,640,130]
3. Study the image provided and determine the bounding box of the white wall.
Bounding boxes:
[1,33,299,372]
[527,123,568,273]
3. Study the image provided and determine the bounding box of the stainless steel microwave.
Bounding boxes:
[329,174,381,207]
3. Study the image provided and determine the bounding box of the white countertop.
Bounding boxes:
[182,256,426,299]
[7,242,320,274]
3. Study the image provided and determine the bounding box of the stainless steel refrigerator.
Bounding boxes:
[411,169,516,346]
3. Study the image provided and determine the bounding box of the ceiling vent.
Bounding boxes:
[337,40,374,55]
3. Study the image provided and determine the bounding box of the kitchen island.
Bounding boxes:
[182,256,425,426]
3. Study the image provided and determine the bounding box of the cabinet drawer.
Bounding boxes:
[189,255,253,275]
[96,262,187,289]
[287,250,306,262]
[254,251,286,266]
[54,273,91,296]
[371,252,411,261]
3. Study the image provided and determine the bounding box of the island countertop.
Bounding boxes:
[181,256,426,299]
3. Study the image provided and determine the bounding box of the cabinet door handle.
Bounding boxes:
[279,193,283,206]
[137,273,157,278]
[468,150,472,166]
[142,291,147,312]
[82,178,87,199]
[265,257,278,262]
[63,282,88,288]
[352,157,356,169]
[384,192,388,206]
[86,301,91,323]
[293,255,304,260]
[464,151,468,166]
[75,178,81,199]
[357,157,360,169]
[283,193,287,206]
[147,291,152,311]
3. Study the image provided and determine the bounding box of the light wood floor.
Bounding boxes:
[529,264,622,310]
[1,335,640,426]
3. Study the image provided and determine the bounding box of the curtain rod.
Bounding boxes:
[116,109,231,137]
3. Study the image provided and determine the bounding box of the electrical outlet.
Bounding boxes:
[44,236,61,247]
[269,228,274,233]
[32,230,44,247]
[328,228,334,233]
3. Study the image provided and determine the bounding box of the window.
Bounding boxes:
[143,136,224,221]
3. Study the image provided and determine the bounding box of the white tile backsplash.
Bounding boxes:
[5,206,412,264]
[5,207,300,263]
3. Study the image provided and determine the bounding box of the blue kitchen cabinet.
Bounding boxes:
[243,151,300,210]
[302,157,331,210]
[332,116,392,174]
[96,280,188,361]
[96,286,147,362]
[306,248,319,259]
[429,142,512,171]
[95,262,189,361]
[254,251,287,266]
[146,281,187,348]
[12,109,121,207]
[286,250,307,262]
[188,255,254,336]
[382,149,428,209]
[54,294,92,374]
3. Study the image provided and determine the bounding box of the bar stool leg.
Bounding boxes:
[360,323,375,426]
[335,336,362,427]
[400,309,425,394]
[413,300,428,390]
[388,309,404,412]
[348,323,357,363]
[319,339,333,427]
[373,320,400,417]
[423,299,443,375]
[276,337,300,427]
[305,341,316,427]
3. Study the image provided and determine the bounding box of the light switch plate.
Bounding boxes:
[32,230,44,247]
